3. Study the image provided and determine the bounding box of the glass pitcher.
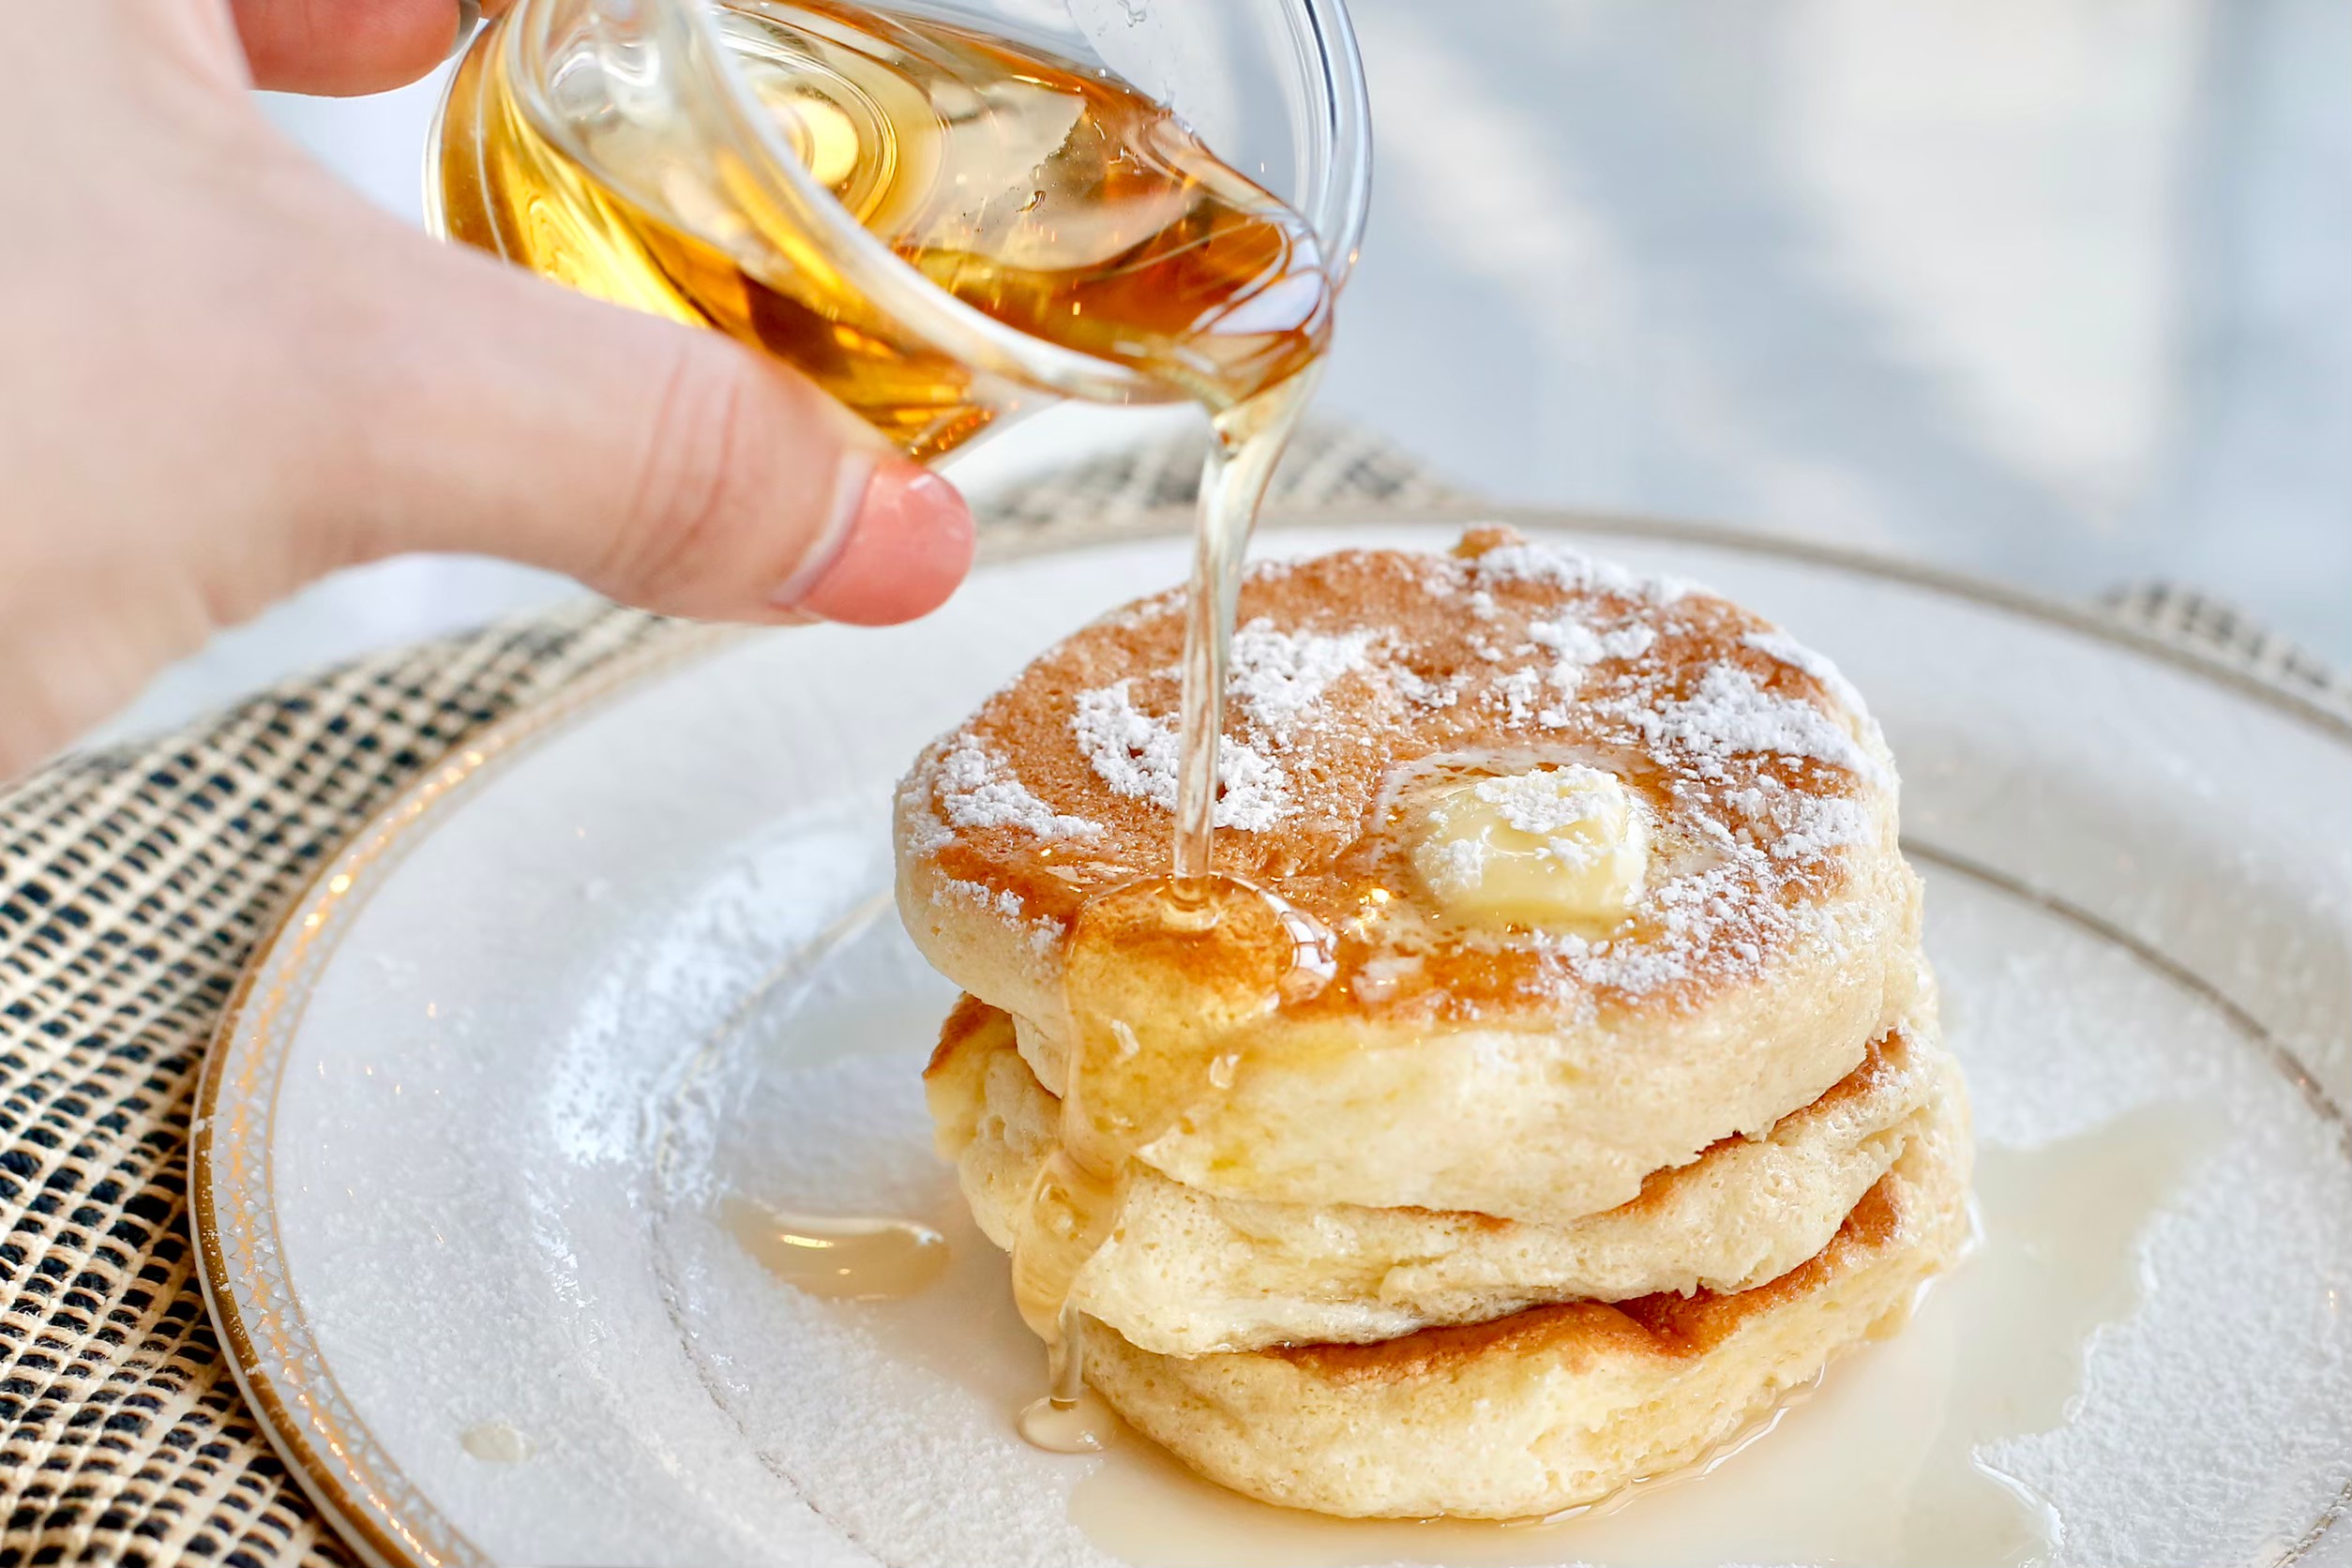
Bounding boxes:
[429,0,1372,460]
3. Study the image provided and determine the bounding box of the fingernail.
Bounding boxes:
[773,463,974,626]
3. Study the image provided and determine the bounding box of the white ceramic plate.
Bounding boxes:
[193,512,2352,1568]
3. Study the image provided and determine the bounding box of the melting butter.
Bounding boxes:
[1408,764,1647,930]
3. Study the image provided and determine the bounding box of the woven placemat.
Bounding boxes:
[0,424,2339,1567]
[0,423,1457,1568]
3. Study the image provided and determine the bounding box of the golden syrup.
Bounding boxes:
[1066,1102,2214,1566]
[1007,365,1324,1448]
[459,1422,536,1463]
[1171,380,1320,882]
[1009,873,1334,1453]
[723,1197,949,1302]
[439,0,1332,458]
[1018,1380,1119,1456]
[447,14,1331,1432]
[445,7,1336,1438]
[1010,1150,1123,1453]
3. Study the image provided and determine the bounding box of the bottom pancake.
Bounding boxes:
[1078,1078,1973,1520]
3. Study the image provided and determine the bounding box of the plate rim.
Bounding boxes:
[189,505,2352,1568]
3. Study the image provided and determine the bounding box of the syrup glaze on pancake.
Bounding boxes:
[1273,1180,1907,1382]
[900,528,1895,1023]
[927,990,1001,1078]
[1074,1082,1972,1519]
[927,994,1952,1352]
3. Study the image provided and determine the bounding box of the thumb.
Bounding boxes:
[229,0,464,96]
[339,239,974,627]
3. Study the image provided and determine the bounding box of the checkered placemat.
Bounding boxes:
[0,425,2337,1566]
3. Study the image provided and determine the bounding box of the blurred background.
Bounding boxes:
[101,0,2351,741]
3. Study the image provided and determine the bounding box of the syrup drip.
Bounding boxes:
[1010,868,1337,1451]
[1018,1380,1119,1455]
[1009,372,1325,1451]
[1067,1102,2213,1567]
[723,1197,949,1301]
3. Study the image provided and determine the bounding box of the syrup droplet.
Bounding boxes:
[723,1198,949,1302]
[460,1422,535,1463]
[1024,1300,1119,1454]
[1018,1389,1120,1455]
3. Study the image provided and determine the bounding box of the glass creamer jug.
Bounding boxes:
[430,0,1371,460]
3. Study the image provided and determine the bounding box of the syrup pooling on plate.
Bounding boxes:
[1065,1103,2214,1565]
[723,1197,949,1301]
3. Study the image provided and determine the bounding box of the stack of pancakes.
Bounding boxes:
[897,529,1970,1520]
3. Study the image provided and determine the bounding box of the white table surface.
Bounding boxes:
[92,0,2350,746]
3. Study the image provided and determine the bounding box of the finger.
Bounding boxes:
[232,0,463,96]
[333,244,973,627]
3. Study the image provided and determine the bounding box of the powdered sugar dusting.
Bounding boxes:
[1745,628,1871,720]
[1607,664,1884,786]
[1598,624,1658,660]
[1529,615,1607,667]
[1487,608,1661,731]
[1394,670,1463,708]
[933,876,1068,954]
[1416,836,1492,900]
[1525,790,1872,998]
[1068,624,1378,832]
[1476,767,1619,838]
[1071,681,1292,831]
[1229,622,1380,744]
[1728,776,1875,860]
[897,771,955,855]
[1466,538,1696,605]
[934,735,1101,840]
[1495,668,1547,727]
[907,528,1904,1008]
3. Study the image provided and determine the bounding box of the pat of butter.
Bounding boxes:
[1409,765,1647,928]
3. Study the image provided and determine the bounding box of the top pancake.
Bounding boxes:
[896,530,1926,1221]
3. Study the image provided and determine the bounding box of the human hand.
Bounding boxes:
[0,0,975,779]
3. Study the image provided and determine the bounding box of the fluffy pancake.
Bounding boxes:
[897,529,1923,1223]
[927,996,1952,1355]
[1078,1077,1973,1520]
